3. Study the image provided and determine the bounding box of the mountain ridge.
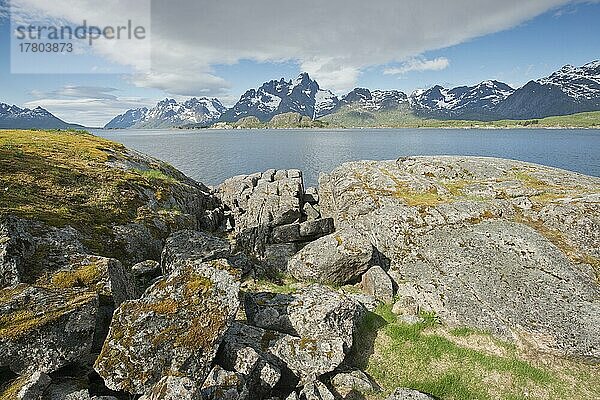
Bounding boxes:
[0,103,84,130]
[109,60,600,128]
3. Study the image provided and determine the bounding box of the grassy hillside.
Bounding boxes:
[319,108,600,129]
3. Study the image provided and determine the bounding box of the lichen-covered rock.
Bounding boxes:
[0,216,34,288]
[36,254,138,306]
[386,388,436,399]
[392,220,600,359]
[318,156,600,358]
[0,285,98,374]
[361,266,394,303]
[132,260,162,295]
[287,228,374,285]
[94,258,241,394]
[201,365,249,400]
[216,335,282,397]
[161,230,232,274]
[330,370,376,398]
[298,381,335,400]
[220,322,345,384]
[218,170,304,232]
[245,285,365,349]
[0,371,51,399]
[139,376,201,400]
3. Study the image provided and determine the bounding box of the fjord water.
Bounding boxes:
[94,128,600,186]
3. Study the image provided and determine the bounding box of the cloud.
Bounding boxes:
[10,0,582,95]
[25,85,156,126]
[33,86,120,100]
[384,57,450,75]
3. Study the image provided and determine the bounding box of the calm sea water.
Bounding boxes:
[93,128,600,187]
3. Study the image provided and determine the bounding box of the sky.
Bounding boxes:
[0,0,599,126]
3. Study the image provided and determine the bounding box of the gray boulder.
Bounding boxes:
[0,284,98,374]
[218,170,304,232]
[35,254,138,306]
[201,365,249,400]
[298,381,335,400]
[330,370,376,397]
[161,229,232,274]
[139,376,201,400]
[94,258,240,394]
[132,260,162,294]
[287,228,373,285]
[0,216,34,288]
[318,156,600,358]
[361,266,394,303]
[0,371,51,399]
[386,388,436,399]
[392,220,600,359]
[245,284,364,349]
[220,322,345,384]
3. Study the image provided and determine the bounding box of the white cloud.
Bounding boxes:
[384,57,450,75]
[25,86,156,126]
[10,0,582,95]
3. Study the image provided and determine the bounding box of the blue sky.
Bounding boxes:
[0,0,599,126]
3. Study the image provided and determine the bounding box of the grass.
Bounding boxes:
[0,129,189,264]
[319,108,600,129]
[359,304,600,400]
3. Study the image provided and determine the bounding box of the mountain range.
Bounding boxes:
[1,60,599,130]
[0,103,83,129]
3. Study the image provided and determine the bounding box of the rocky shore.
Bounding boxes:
[1,130,599,399]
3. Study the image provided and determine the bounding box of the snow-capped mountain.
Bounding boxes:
[105,97,226,129]
[495,60,600,119]
[220,73,339,122]
[104,60,600,128]
[341,88,409,111]
[0,103,83,129]
[409,80,515,120]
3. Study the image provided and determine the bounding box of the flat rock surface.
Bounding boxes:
[318,156,600,358]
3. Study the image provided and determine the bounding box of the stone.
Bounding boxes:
[140,376,201,400]
[216,336,282,396]
[318,156,600,358]
[361,266,394,303]
[94,258,241,394]
[161,230,231,274]
[220,322,345,384]
[132,260,162,294]
[392,296,419,316]
[299,381,335,400]
[218,170,304,232]
[0,284,98,374]
[298,218,334,239]
[0,371,51,399]
[392,220,600,359]
[386,388,436,399]
[201,365,249,400]
[303,187,319,204]
[0,216,34,288]
[272,224,301,243]
[110,223,164,266]
[287,228,374,285]
[330,370,376,397]
[263,243,301,275]
[302,203,320,220]
[244,284,365,349]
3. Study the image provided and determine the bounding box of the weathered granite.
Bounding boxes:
[94,259,240,394]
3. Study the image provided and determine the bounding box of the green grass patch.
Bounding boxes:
[362,305,600,400]
[319,108,600,129]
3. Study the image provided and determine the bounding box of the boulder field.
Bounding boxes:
[1,131,599,399]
